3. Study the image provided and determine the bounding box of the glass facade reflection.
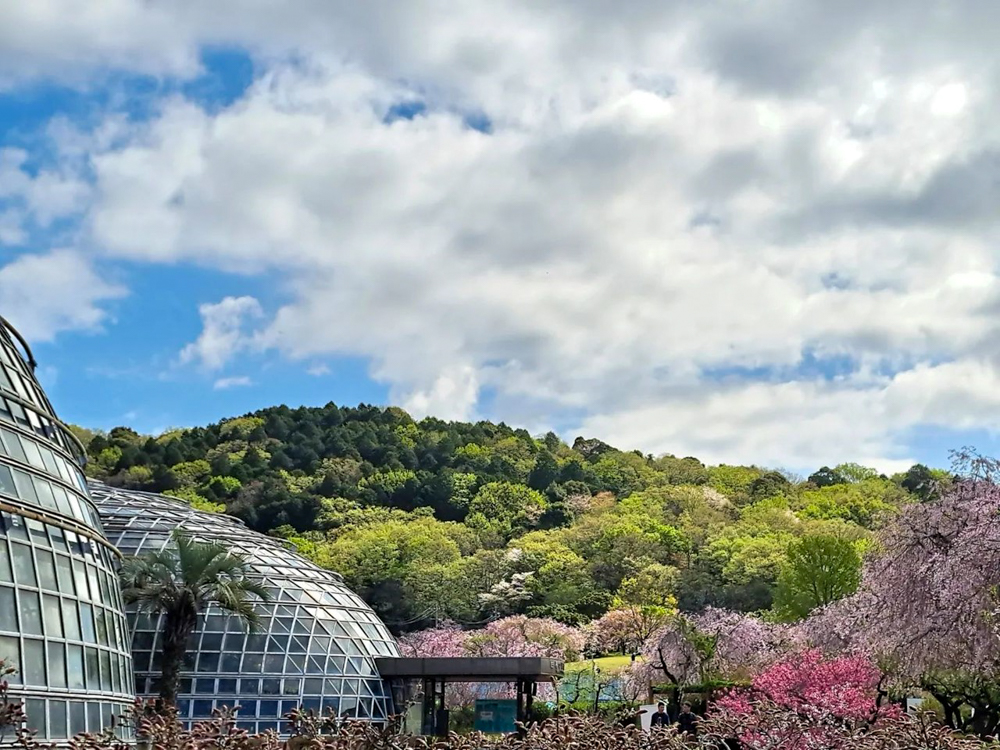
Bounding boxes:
[91,485,400,733]
[0,317,134,743]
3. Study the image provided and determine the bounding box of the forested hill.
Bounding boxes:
[70,402,945,634]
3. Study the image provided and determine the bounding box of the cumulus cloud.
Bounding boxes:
[0,250,126,342]
[7,0,1000,468]
[179,296,263,370]
[0,148,91,243]
[213,375,253,390]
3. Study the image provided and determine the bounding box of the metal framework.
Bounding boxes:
[91,484,400,733]
[0,318,135,745]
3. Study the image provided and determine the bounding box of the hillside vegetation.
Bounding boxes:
[70,403,945,633]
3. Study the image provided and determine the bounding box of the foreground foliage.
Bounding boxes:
[2,691,994,750]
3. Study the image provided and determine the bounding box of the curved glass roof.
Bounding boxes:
[0,318,134,743]
[90,483,400,733]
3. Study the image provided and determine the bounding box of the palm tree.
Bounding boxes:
[119,530,271,705]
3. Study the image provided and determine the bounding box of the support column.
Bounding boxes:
[421,678,435,736]
[433,678,448,736]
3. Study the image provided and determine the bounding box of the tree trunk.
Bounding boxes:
[159,605,198,706]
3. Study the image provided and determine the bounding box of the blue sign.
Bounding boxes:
[474,699,518,734]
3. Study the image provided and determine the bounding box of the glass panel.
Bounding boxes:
[10,543,35,586]
[0,635,20,680]
[39,447,59,477]
[111,653,121,692]
[100,649,112,690]
[87,567,100,602]
[43,594,64,638]
[67,644,85,689]
[36,550,57,590]
[55,555,75,594]
[0,430,26,462]
[34,480,57,512]
[80,603,96,642]
[70,702,86,737]
[0,542,10,583]
[12,469,39,504]
[0,587,14,631]
[87,702,100,732]
[73,560,89,599]
[5,513,27,541]
[23,639,45,684]
[25,698,45,737]
[50,642,67,688]
[26,519,47,545]
[49,701,67,739]
[0,465,15,497]
[95,607,108,644]
[62,598,81,640]
[20,437,43,468]
[85,647,99,690]
[20,590,43,635]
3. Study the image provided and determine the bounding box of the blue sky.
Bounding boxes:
[2,2,1000,473]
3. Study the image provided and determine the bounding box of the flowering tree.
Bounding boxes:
[805,449,1000,736]
[631,608,792,710]
[713,650,899,749]
[585,608,664,656]
[398,622,480,707]
[465,615,585,661]
[718,649,895,721]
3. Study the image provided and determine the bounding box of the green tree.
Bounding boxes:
[773,534,862,621]
[708,465,763,503]
[748,471,791,501]
[900,463,938,501]
[118,531,270,704]
[795,478,906,528]
[832,462,880,483]
[807,466,847,487]
[466,482,547,543]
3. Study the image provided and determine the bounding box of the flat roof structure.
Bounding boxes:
[375,657,563,682]
[376,657,564,736]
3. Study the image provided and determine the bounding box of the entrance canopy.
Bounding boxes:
[375,657,564,736]
[375,657,563,683]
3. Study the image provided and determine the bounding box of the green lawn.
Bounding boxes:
[564,654,638,673]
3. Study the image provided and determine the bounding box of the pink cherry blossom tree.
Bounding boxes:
[465,615,585,662]
[712,650,899,749]
[804,449,1000,736]
[585,607,665,656]
[630,608,792,711]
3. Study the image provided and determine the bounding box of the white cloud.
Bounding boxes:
[306,364,330,377]
[398,365,480,422]
[0,148,90,244]
[0,250,126,342]
[580,360,1000,474]
[179,296,263,370]
[213,375,253,390]
[10,1,1000,468]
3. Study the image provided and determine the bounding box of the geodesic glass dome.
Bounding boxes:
[0,317,135,743]
[90,484,400,733]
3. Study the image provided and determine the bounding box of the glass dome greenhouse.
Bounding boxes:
[0,317,135,743]
[89,484,400,733]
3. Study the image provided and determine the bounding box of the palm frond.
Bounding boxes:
[122,530,270,634]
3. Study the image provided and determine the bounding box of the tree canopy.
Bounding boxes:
[74,401,932,633]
